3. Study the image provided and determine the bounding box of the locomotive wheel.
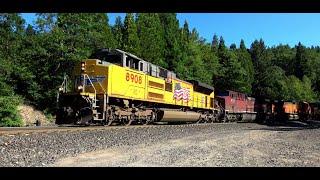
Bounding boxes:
[212,117,218,123]
[196,118,204,124]
[107,119,114,126]
[222,116,228,123]
[143,116,151,125]
[143,112,155,125]
[123,115,134,126]
[105,113,115,126]
[196,113,203,124]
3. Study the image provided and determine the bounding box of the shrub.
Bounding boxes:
[0,80,23,127]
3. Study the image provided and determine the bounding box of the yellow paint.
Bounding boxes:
[73,59,215,110]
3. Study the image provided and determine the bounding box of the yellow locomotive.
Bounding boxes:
[56,49,219,125]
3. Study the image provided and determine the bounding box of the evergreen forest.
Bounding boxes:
[1,13,319,126]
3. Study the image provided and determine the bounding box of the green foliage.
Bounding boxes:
[270,44,295,74]
[2,13,320,127]
[236,40,254,93]
[123,13,141,55]
[286,75,315,102]
[0,14,25,126]
[0,77,22,127]
[159,13,181,71]
[257,66,289,100]
[136,13,166,67]
[216,49,248,93]
[112,16,124,49]
[31,13,117,111]
[200,42,220,85]
[183,29,210,83]
[211,34,219,52]
[0,95,22,127]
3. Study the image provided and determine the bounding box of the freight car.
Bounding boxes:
[56,49,221,126]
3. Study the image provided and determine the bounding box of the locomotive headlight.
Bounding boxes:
[77,85,83,90]
[81,62,85,71]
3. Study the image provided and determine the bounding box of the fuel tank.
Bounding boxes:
[156,110,201,122]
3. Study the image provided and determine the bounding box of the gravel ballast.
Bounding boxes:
[1,121,320,167]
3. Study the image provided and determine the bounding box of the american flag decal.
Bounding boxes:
[173,83,190,101]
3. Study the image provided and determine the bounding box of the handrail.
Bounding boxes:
[60,74,68,93]
[57,74,68,103]
[83,74,97,106]
[97,81,106,94]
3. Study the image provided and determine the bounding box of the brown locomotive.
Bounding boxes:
[215,90,320,123]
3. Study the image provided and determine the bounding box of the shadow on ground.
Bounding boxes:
[246,120,320,131]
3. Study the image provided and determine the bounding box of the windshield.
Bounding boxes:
[90,50,122,65]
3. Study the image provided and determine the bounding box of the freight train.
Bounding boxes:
[56,48,320,126]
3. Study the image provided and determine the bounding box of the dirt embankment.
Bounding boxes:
[17,104,53,127]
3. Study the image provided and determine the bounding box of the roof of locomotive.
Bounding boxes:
[187,80,214,94]
[216,90,255,100]
[187,80,214,91]
[90,48,216,89]
[93,48,173,74]
[114,48,146,63]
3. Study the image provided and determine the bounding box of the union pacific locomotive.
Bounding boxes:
[56,49,221,125]
[56,48,320,126]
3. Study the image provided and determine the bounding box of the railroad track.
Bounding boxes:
[0,122,230,136]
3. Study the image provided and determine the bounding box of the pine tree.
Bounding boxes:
[173,28,211,83]
[236,39,254,93]
[211,34,219,52]
[159,13,181,71]
[136,13,166,67]
[174,20,190,79]
[240,39,246,50]
[112,16,124,49]
[270,44,295,75]
[218,36,226,52]
[250,39,266,66]
[230,43,236,50]
[250,39,273,97]
[123,13,141,55]
[182,20,190,39]
[294,42,306,79]
[217,36,228,64]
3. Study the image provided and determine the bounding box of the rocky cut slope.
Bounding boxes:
[18,104,53,126]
